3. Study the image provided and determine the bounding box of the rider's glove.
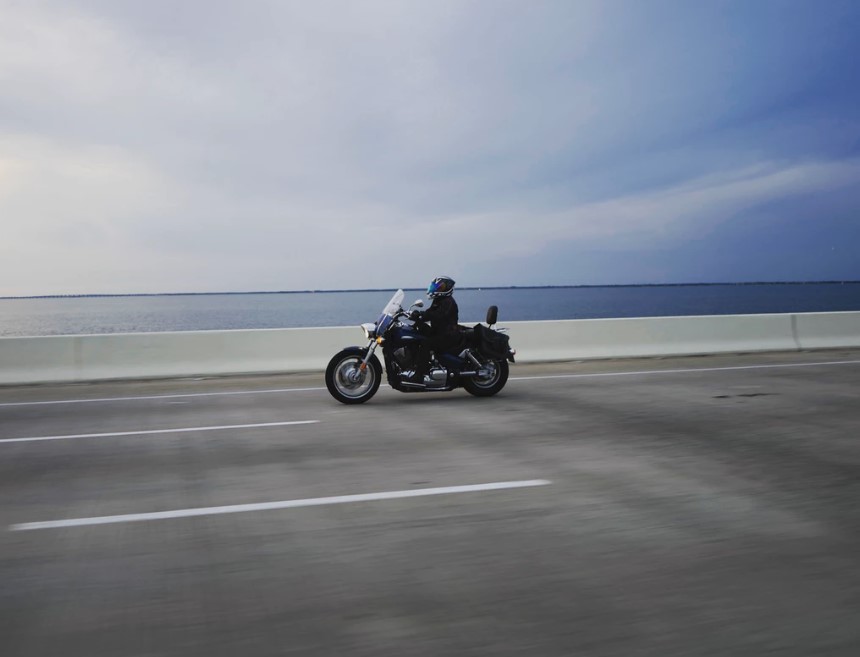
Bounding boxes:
[409,310,422,321]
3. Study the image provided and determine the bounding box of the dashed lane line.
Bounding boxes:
[1,359,858,407]
[0,420,319,444]
[9,480,553,530]
[0,387,327,408]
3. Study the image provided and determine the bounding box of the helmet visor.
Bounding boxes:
[427,277,454,297]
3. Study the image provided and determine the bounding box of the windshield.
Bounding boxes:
[381,289,405,317]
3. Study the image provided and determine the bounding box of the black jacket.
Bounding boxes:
[421,296,459,336]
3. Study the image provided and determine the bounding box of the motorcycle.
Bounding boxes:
[325,289,516,404]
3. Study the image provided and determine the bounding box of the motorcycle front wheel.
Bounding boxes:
[325,348,382,404]
[463,358,509,397]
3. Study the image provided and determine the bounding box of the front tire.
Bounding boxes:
[463,358,509,397]
[325,348,382,404]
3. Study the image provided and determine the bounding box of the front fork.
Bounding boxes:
[343,340,379,385]
[359,339,380,370]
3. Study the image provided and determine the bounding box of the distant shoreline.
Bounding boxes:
[3,281,859,300]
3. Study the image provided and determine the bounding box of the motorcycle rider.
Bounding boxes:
[403,276,460,386]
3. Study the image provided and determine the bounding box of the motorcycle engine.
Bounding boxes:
[428,368,447,381]
[393,347,415,368]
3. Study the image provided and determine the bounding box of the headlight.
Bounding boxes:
[361,323,376,339]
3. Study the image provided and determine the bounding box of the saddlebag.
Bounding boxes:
[473,324,511,360]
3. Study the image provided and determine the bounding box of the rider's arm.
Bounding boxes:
[420,298,448,324]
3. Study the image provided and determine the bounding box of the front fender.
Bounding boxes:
[337,346,382,370]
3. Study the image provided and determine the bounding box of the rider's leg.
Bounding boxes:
[404,338,437,384]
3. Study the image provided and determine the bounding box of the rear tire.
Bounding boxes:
[325,348,382,404]
[463,358,509,397]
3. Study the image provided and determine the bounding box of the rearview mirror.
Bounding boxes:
[411,299,424,308]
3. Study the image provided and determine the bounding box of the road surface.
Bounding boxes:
[2,349,859,656]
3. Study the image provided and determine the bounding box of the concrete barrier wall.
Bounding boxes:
[507,313,800,362]
[793,312,860,350]
[0,327,359,385]
[1,312,858,385]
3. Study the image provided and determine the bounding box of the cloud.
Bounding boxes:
[1,1,859,295]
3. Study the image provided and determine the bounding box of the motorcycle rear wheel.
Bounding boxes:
[325,348,382,404]
[463,358,509,397]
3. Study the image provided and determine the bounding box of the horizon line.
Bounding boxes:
[3,280,860,300]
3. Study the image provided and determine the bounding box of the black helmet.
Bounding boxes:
[427,276,455,298]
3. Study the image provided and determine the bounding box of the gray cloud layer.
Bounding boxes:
[2,1,859,295]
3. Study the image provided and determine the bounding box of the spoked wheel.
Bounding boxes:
[325,348,382,404]
[463,358,509,397]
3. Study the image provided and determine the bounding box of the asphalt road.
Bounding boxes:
[1,350,859,656]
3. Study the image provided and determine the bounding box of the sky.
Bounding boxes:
[1,0,859,296]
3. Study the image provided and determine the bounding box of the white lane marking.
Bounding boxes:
[1,359,858,408]
[9,480,552,531]
[0,420,318,445]
[509,359,860,382]
[0,387,326,408]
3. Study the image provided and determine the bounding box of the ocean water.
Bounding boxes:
[1,283,859,337]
